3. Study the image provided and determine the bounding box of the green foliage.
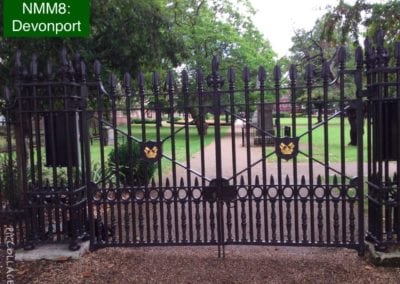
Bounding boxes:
[107,141,156,186]
[0,155,20,208]
[321,0,400,45]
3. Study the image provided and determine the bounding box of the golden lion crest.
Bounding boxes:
[144,146,158,159]
[280,142,295,155]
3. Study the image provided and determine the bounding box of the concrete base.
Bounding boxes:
[366,241,400,267]
[15,241,90,261]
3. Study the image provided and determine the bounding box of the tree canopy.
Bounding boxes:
[0,0,276,85]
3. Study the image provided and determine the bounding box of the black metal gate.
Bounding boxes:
[0,32,399,256]
[86,52,366,255]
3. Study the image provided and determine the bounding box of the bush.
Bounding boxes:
[0,155,20,208]
[132,118,157,124]
[108,141,156,186]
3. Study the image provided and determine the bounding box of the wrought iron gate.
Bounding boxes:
[0,32,399,256]
[86,52,366,255]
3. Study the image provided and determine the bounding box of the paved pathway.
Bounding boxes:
[171,127,397,184]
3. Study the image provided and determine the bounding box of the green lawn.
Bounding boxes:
[90,123,229,175]
[268,116,367,162]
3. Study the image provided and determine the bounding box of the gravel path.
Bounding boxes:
[3,246,400,283]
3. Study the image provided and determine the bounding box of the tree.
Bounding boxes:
[321,0,400,46]
[162,0,276,133]
[0,0,186,85]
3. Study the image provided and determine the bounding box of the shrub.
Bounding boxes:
[107,141,156,186]
[0,155,20,208]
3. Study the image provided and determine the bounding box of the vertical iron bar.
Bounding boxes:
[152,72,164,243]
[338,47,347,244]
[274,65,284,243]
[322,62,331,244]
[228,67,239,242]
[182,70,193,243]
[306,63,315,244]
[243,66,253,242]
[289,65,299,243]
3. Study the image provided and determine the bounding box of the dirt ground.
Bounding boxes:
[1,245,400,283]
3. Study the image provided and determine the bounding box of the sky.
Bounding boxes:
[250,0,385,58]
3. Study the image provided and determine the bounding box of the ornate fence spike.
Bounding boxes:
[228,66,235,82]
[14,50,22,68]
[196,69,204,84]
[364,37,372,57]
[124,72,132,90]
[109,74,117,90]
[166,70,174,87]
[138,72,145,88]
[255,175,260,185]
[332,175,338,185]
[180,177,185,187]
[60,46,68,66]
[211,55,219,74]
[258,66,266,82]
[240,176,245,186]
[355,46,363,65]
[321,61,330,79]
[181,70,189,85]
[285,175,290,185]
[273,65,281,82]
[30,54,38,77]
[338,46,346,64]
[301,175,306,185]
[165,177,170,188]
[317,175,322,186]
[194,177,199,187]
[376,29,384,49]
[94,60,101,77]
[289,64,297,81]
[45,60,53,79]
[242,66,250,82]
[305,63,314,81]
[3,86,11,103]
[270,175,275,185]
[395,42,400,60]
[80,61,86,79]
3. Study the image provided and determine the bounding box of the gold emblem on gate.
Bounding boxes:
[144,146,158,159]
[280,142,295,155]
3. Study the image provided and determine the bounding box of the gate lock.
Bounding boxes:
[203,178,236,202]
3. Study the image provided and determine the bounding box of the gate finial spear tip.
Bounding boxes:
[30,54,38,76]
[181,70,188,84]
[60,46,68,65]
[355,46,363,64]
[3,86,11,102]
[124,72,132,88]
[395,42,400,59]
[212,56,219,73]
[376,29,384,48]
[338,46,346,63]
[305,63,314,80]
[289,64,297,81]
[228,67,235,82]
[94,60,101,76]
[321,61,330,79]
[258,66,266,82]
[109,74,117,89]
[138,72,145,87]
[274,65,281,81]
